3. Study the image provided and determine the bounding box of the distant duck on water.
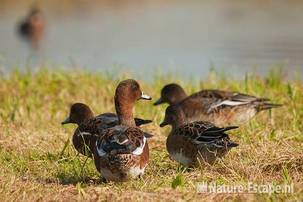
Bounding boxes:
[18,6,44,50]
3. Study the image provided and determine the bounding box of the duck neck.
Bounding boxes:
[82,113,94,125]
[176,91,187,104]
[115,95,136,127]
[170,88,187,105]
[172,108,186,130]
[76,111,94,126]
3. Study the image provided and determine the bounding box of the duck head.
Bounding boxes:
[115,79,151,102]
[62,103,94,126]
[154,83,187,106]
[160,105,185,129]
[115,79,151,126]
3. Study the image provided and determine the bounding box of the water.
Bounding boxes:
[0,1,303,80]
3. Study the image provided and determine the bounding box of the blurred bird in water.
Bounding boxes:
[18,6,44,50]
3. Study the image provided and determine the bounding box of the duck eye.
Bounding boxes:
[131,83,139,91]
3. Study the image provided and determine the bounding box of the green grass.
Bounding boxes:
[0,68,302,201]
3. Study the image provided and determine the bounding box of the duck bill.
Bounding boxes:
[140,92,152,100]
[160,121,168,127]
[61,117,71,125]
[153,98,163,105]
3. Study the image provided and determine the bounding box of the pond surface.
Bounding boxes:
[0,1,303,80]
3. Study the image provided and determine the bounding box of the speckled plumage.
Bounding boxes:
[156,84,282,126]
[165,121,238,166]
[62,103,152,157]
[94,125,150,181]
[93,79,152,182]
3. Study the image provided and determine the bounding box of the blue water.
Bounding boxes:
[0,1,302,80]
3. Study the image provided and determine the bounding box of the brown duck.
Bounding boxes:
[160,105,238,166]
[18,6,44,49]
[93,79,153,182]
[62,103,152,157]
[155,83,282,126]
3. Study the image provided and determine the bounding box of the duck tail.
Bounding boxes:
[144,132,153,138]
[222,126,239,132]
[257,98,271,102]
[257,103,283,112]
[225,127,239,148]
[227,141,239,148]
[134,118,152,126]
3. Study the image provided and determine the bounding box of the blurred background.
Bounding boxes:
[0,0,303,80]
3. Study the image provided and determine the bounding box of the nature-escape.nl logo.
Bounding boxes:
[196,182,294,194]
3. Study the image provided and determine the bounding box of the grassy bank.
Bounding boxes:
[0,69,302,201]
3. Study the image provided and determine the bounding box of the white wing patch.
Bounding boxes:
[132,136,146,155]
[77,131,91,137]
[117,138,129,145]
[193,138,215,145]
[96,136,146,156]
[96,141,107,157]
[208,100,250,112]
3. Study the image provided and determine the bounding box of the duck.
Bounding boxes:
[154,83,187,106]
[160,105,238,166]
[155,83,282,126]
[93,79,153,182]
[18,6,44,50]
[62,103,152,157]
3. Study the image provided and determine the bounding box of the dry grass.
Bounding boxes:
[0,68,302,201]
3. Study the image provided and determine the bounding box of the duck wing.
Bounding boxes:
[95,113,152,128]
[96,126,148,156]
[200,90,271,112]
[176,122,238,148]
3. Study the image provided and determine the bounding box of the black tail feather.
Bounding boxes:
[222,126,239,132]
[134,118,153,126]
[257,98,271,102]
[144,132,153,138]
[257,103,283,112]
[204,126,238,135]
[227,141,239,148]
